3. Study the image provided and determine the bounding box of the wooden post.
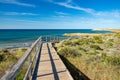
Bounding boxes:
[58,36,59,42]
[50,36,51,42]
[54,36,56,41]
[46,36,47,42]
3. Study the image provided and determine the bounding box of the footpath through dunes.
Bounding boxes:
[32,42,73,80]
[0,36,73,80]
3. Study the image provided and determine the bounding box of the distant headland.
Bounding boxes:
[92,28,120,33]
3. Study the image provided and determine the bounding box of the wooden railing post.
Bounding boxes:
[46,36,47,42]
[0,36,71,80]
[0,37,42,80]
[28,51,32,80]
[50,36,51,42]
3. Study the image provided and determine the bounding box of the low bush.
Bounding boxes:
[90,44,103,50]
[58,46,80,57]
[0,48,27,79]
[93,36,103,43]
[62,40,72,46]
[87,49,99,55]
[78,46,87,52]
[105,56,120,65]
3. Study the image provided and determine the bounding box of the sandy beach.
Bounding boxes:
[64,33,103,37]
[93,28,120,33]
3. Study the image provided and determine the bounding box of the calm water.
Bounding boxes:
[0,29,110,48]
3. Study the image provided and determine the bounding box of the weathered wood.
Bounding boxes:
[1,36,71,80]
[1,37,42,80]
[35,42,73,80]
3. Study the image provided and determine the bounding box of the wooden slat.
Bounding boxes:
[1,36,71,80]
[36,43,54,80]
[36,43,73,80]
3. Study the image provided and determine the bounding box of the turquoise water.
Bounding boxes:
[0,29,110,48]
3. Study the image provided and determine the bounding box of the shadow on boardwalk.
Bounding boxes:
[32,44,42,80]
[59,55,90,80]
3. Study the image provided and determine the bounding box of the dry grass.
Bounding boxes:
[0,48,27,78]
[64,33,103,37]
[56,33,120,80]
[66,56,120,80]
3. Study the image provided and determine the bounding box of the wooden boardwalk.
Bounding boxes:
[1,37,73,80]
[34,42,73,80]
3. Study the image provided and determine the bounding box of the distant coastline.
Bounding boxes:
[92,28,120,33]
[64,33,103,37]
[0,29,111,48]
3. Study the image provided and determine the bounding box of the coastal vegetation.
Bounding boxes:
[55,32,120,80]
[0,48,27,79]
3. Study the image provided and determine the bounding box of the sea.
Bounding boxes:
[0,29,111,48]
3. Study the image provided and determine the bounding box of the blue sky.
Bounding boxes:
[0,0,120,29]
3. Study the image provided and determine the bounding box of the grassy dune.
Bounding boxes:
[64,33,103,37]
[0,48,27,78]
[56,33,120,80]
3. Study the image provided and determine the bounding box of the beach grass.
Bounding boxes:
[56,32,120,80]
[0,48,27,78]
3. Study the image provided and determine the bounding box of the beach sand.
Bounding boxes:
[93,28,120,33]
[64,33,103,37]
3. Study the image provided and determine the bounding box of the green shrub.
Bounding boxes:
[79,39,89,45]
[0,54,4,62]
[93,36,103,43]
[115,33,120,38]
[58,46,80,57]
[106,42,113,47]
[78,46,87,52]
[87,49,99,55]
[93,36,101,40]
[88,39,95,43]
[73,39,81,45]
[105,56,120,65]
[22,48,27,52]
[108,39,114,42]
[62,40,72,46]
[90,45,103,50]
[96,39,103,43]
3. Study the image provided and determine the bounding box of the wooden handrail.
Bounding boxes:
[0,35,69,80]
[1,37,42,80]
[42,36,69,42]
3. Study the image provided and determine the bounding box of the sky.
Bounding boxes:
[0,0,120,29]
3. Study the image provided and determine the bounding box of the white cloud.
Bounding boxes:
[0,11,38,16]
[48,0,120,18]
[95,10,120,18]
[52,15,67,18]
[0,0,35,7]
[1,17,120,29]
[57,3,95,14]
[49,0,95,14]
[55,11,69,15]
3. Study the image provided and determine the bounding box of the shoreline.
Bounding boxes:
[92,28,120,33]
[64,33,104,37]
[0,41,33,49]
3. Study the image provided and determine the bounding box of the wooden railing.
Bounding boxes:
[41,35,69,42]
[1,37,42,80]
[0,36,70,80]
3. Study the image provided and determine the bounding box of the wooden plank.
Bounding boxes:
[36,43,54,80]
[48,42,73,80]
[0,36,71,80]
[36,42,73,80]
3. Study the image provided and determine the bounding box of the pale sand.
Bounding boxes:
[64,33,103,37]
[93,28,120,33]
